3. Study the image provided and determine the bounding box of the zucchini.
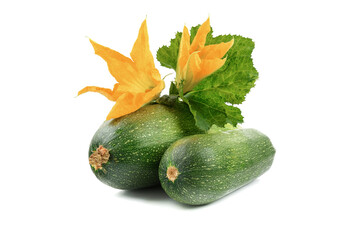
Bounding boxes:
[88,103,203,190]
[159,128,275,205]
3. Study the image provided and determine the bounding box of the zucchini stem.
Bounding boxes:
[166,166,179,183]
[89,145,110,170]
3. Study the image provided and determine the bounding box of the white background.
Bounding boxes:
[1,0,359,239]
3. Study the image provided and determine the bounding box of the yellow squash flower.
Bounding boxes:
[78,20,165,120]
[176,18,234,93]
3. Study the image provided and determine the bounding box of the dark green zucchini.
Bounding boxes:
[159,128,275,205]
[88,102,203,190]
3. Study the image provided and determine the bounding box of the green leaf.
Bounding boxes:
[156,32,182,70]
[169,81,179,95]
[207,123,239,134]
[156,23,258,131]
[183,92,244,131]
[184,29,258,130]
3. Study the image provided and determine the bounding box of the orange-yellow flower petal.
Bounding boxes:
[177,26,191,72]
[182,52,201,92]
[79,19,164,120]
[199,39,234,59]
[196,58,227,82]
[130,19,155,75]
[106,92,144,120]
[78,86,118,101]
[106,80,164,120]
[182,55,226,93]
[175,18,233,93]
[190,18,210,52]
[143,75,165,103]
[89,39,146,93]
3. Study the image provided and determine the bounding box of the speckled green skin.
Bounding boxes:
[159,128,275,205]
[89,103,203,190]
